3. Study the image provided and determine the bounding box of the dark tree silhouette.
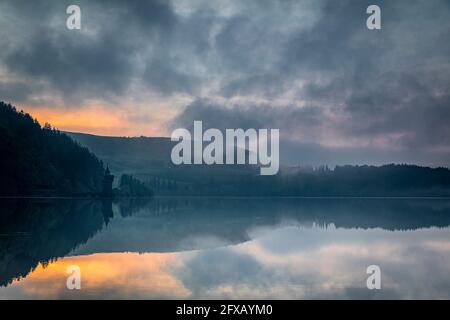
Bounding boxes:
[0,101,105,196]
[117,174,153,197]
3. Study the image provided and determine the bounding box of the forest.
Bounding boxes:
[0,101,105,196]
[143,164,450,197]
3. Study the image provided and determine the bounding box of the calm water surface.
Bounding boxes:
[1,197,450,299]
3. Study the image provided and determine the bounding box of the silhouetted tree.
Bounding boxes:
[0,101,104,196]
[117,174,153,197]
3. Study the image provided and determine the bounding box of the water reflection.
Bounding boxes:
[1,197,450,299]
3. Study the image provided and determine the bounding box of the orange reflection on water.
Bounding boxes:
[7,252,189,299]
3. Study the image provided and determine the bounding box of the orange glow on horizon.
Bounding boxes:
[22,105,173,137]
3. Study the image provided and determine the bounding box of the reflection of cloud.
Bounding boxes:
[423,240,450,252]
[174,227,450,299]
[173,249,273,299]
[2,227,450,299]
[0,253,190,299]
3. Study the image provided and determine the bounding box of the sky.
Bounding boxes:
[0,0,449,166]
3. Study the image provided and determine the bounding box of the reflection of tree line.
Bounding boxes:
[115,198,450,254]
[0,199,149,287]
[136,197,450,231]
[1,198,450,287]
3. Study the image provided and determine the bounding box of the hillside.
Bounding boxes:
[0,102,105,196]
[66,131,259,188]
[67,131,450,197]
[66,132,174,173]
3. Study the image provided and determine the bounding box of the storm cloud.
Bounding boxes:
[0,0,449,165]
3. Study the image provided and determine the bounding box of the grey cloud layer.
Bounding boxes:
[0,0,449,164]
[0,0,182,102]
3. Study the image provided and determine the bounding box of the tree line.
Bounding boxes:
[0,101,105,196]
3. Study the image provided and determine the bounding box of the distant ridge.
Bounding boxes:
[66,131,258,176]
[66,131,175,173]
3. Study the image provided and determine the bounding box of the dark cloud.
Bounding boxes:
[0,0,183,102]
[170,0,450,165]
[6,30,136,101]
[170,98,450,167]
[0,0,449,165]
[0,81,35,104]
[169,99,323,137]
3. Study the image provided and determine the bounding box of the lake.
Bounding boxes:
[1,197,450,299]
